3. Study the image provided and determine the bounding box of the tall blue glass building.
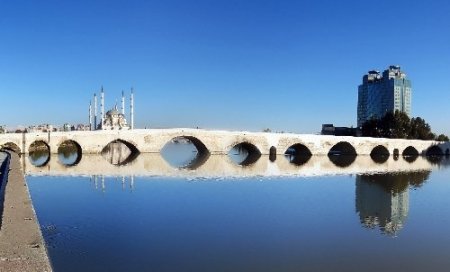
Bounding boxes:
[357,65,412,127]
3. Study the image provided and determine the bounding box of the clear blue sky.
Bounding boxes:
[1,0,449,134]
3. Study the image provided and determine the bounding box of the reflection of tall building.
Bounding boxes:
[355,172,429,236]
[356,175,408,235]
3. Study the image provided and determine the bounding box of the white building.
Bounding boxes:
[89,87,135,130]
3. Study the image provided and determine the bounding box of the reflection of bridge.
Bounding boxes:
[1,129,449,157]
[23,153,442,178]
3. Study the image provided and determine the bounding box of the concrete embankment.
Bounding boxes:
[0,151,52,272]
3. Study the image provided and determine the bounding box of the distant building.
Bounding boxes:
[89,87,134,130]
[27,124,55,133]
[321,124,360,137]
[62,123,72,132]
[357,65,412,127]
[0,126,5,134]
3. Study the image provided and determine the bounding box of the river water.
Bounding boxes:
[24,142,450,272]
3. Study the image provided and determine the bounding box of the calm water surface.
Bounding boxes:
[25,143,450,272]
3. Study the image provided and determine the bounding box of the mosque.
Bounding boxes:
[88,87,135,130]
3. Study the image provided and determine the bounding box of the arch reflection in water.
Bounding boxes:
[29,140,50,167]
[285,144,312,166]
[355,171,430,236]
[228,142,261,166]
[58,140,82,166]
[161,137,210,170]
[101,140,140,166]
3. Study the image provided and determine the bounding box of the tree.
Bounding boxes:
[361,110,439,140]
[436,134,449,142]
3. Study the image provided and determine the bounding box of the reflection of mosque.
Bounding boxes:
[355,171,430,236]
[91,175,135,192]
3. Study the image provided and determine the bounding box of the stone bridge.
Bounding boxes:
[0,128,449,157]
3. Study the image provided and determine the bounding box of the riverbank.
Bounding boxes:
[0,151,52,272]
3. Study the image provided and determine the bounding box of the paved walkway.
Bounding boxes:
[0,151,52,272]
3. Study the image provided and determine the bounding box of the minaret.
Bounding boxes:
[130,88,134,130]
[89,100,92,131]
[100,86,105,130]
[93,93,98,130]
[121,90,125,115]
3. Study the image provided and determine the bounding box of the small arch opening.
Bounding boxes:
[285,143,312,166]
[228,142,261,166]
[28,140,50,167]
[102,139,140,166]
[269,146,276,162]
[57,140,82,166]
[393,149,400,156]
[393,148,400,161]
[161,136,210,170]
[370,145,390,164]
[1,142,21,154]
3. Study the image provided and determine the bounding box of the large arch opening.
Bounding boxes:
[370,145,390,164]
[161,136,210,170]
[228,142,261,166]
[426,145,444,164]
[446,148,450,157]
[426,145,444,156]
[101,139,140,166]
[1,142,21,154]
[285,143,312,166]
[402,146,419,157]
[28,140,50,167]
[328,142,357,168]
[328,142,357,155]
[57,140,82,166]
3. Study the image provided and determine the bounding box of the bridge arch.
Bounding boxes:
[229,142,261,166]
[285,143,312,166]
[1,142,21,154]
[57,140,83,166]
[402,146,419,157]
[269,146,276,162]
[426,145,444,156]
[174,136,209,155]
[28,140,50,167]
[393,148,400,156]
[101,139,140,165]
[161,136,210,170]
[370,145,390,164]
[285,143,312,156]
[328,141,357,155]
[370,145,390,156]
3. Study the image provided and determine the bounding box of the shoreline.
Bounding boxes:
[0,151,52,272]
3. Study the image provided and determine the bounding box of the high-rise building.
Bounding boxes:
[357,65,412,127]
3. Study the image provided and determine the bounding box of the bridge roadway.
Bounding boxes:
[0,128,449,156]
